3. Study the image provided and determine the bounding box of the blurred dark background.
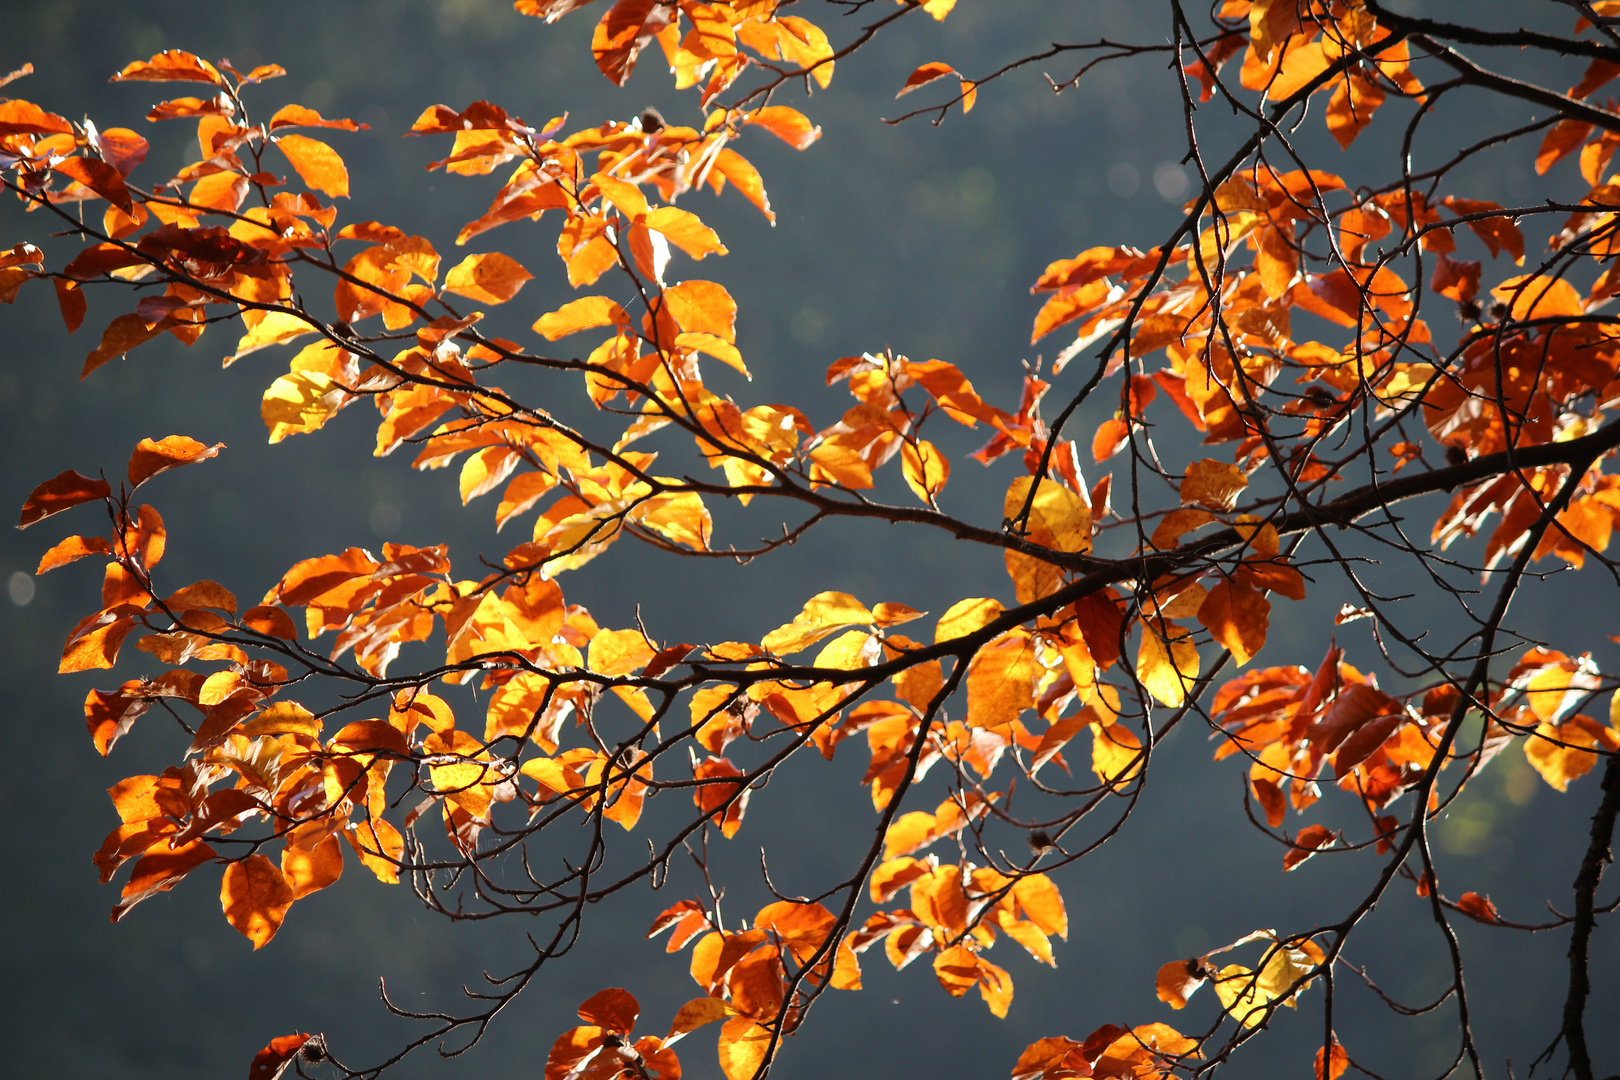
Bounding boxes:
[1,1,1616,1076]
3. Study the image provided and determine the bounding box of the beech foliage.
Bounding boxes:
[6,2,1620,1078]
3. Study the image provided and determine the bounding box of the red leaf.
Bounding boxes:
[1283,823,1336,871]
[1456,891,1500,923]
[248,1033,313,1080]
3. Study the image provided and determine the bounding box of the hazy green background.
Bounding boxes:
[1,1,1615,1077]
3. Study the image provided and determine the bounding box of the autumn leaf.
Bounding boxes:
[110,50,224,85]
[221,853,296,948]
[1136,623,1200,708]
[248,1034,316,1080]
[128,435,224,487]
[1181,458,1248,512]
[275,133,349,198]
[746,105,821,149]
[444,252,533,304]
[18,470,111,528]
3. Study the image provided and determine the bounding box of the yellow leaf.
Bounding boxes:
[762,591,874,655]
[901,439,949,505]
[1526,717,1606,791]
[1005,475,1092,552]
[263,369,343,443]
[459,445,520,504]
[230,309,317,363]
[813,628,877,670]
[1091,720,1143,785]
[935,597,1003,643]
[589,627,656,677]
[1136,624,1200,707]
[1181,458,1248,511]
[716,1017,772,1080]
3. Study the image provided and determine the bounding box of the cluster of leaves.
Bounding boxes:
[8,0,1620,1078]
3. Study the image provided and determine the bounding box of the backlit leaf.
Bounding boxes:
[18,470,111,528]
[221,853,295,948]
[275,133,349,198]
[128,435,223,488]
[444,252,533,304]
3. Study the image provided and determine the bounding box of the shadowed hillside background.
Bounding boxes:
[1,1,1615,1076]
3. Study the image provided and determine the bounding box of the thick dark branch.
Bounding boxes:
[1562,752,1620,1080]
[1364,1,1620,64]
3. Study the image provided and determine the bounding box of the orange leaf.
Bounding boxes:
[18,470,111,528]
[128,435,224,487]
[82,313,177,379]
[661,279,738,342]
[1197,579,1270,666]
[276,133,349,198]
[1537,119,1593,174]
[281,832,343,900]
[110,50,224,85]
[667,996,730,1040]
[0,98,73,136]
[53,156,134,214]
[533,296,629,340]
[897,62,957,97]
[113,837,216,921]
[37,534,112,573]
[221,853,296,948]
[444,252,533,304]
[1315,1040,1349,1080]
[268,104,366,131]
[55,279,86,333]
[1456,890,1500,923]
[1156,958,1209,1008]
[746,105,821,150]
